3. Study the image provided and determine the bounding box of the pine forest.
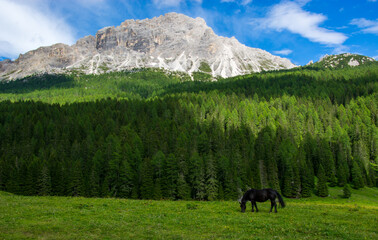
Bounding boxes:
[0,64,377,200]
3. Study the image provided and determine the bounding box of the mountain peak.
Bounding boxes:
[309,53,376,69]
[0,13,296,81]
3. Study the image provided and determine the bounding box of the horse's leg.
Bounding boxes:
[274,199,278,213]
[270,200,274,213]
[251,201,254,212]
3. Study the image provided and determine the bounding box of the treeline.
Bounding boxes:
[1,64,377,106]
[0,68,186,103]
[0,87,376,199]
[164,64,378,105]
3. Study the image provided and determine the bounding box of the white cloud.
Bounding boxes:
[221,0,252,5]
[241,0,252,5]
[252,1,347,45]
[350,18,378,35]
[273,49,293,55]
[153,0,182,7]
[332,45,350,55]
[0,0,75,59]
[152,0,202,7]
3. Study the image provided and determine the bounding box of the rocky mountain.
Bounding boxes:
[307,53,376,69]
[0,12,296,81]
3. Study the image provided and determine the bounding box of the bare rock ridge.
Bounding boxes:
[307,53,376,69]
[0,12,296,80]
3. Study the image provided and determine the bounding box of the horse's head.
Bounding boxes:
[238,198,246,212]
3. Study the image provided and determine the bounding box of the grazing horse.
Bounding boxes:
[239,188,285,213]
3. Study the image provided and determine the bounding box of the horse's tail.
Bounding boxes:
[275,190,285,208]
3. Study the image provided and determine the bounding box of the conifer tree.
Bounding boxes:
[90,150,103,197]
[176,173,191,200]
[318,139,336,185]
[153,178,163,200]
[316,165,328,197]
[205,154,218,201]
[343,184,352,198]
[189,152,206,200]
[0,158,5,191]
[37,165,51,196]
[300,167,313,198]
[152,151,165,200]
[162,153,178,199]
[140,158,154,199]
[69,160,84,196]
[297,144,312,197]
[336,167,347,187]
[351,161,364,189]
[107,135,125,197]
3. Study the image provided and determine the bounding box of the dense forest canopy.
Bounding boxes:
[0,63,377,200]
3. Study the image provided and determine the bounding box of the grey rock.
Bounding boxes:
[0,12,296,81]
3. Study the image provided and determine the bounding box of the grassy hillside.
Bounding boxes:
[0,69,189,103]
[306,53,376,69]
[0,188,377,239]
[1,63,377,104]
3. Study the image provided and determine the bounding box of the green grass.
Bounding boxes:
[1,188,377,239]
[0,69,188,104]
[198,62,212,73]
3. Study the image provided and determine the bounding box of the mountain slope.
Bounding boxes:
[0,13,296,81]
[307,53,376,69]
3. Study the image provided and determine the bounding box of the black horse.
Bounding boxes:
[239,188,285,213]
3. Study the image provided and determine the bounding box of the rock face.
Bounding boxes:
[0,13,296,80]
[309,53,376,69]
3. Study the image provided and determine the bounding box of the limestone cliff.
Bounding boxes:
[0,13,296,80]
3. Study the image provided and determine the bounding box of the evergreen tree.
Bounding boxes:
[90,150,103,197]
[189,152,206,200]
[205,154,218,201]
[176,173,191,200]
[153,178,163,200]
[300,167,313,198]
[318,139,336,186]
[37,165,51,196]
[107,135,125,197]
[343,184,352,198]
[351,161,364,189]
[162,153,178,199]
[298,144,313,197]
[68,160,84,196]
[140,158,154,199]
[152,151,165,200]
[316,165,328,197]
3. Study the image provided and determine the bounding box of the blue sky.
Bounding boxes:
[0,0,377,65]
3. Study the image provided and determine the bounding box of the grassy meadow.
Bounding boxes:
[0,187,377,240]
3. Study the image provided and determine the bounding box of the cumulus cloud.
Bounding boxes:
[273,49,293,55]
[0,0,75,59]
[350,18,378,35]
[251,1,347,45]
[152,0,202,7]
